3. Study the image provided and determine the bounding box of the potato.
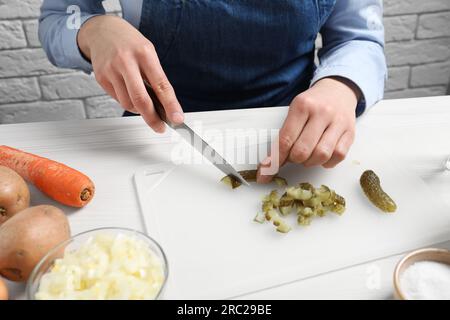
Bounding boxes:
[0,166,30,225]
[0,277,8,300]
[0,205,70,282]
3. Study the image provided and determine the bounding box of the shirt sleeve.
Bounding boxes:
[39,0,106,73]
[311,0,387,116]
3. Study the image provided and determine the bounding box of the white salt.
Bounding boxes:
[400,261,450,300]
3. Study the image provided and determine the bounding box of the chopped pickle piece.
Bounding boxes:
[272,215,291,233]
[264,190,280,205]
[275,222,292,233]
[332,204,346,215]
[279,192,295,216]
[331,193,346,215]
[360,170,397,213]
[239,170,257,182]
[262,201,274,213]
[299,182,314,191]
[297,215,312,226]
[254,212,266,224]
[272,219,281,226]
[322,190,336,206]
[315,204,327,217]
[264,208,279,221]
[223,173,347,234]
[262,190,279,213]
[303,196,321,208]
[263,208,292,233]
[259,182,346,233]
[278,193,293,205]
[298,206,314,217]
[314,185,331,202]
[274,177,288,187]
[220,175,241,189]
[221,170,288,189]
[279,206,293,216]
[286,186,313,200]
[293,200,305,211]
[334,193,346,207]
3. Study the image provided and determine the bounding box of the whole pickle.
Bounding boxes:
[360,170,397,213]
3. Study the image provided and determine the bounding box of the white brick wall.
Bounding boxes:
[384,0,450,99]
[0,0,122,124]
[0,0,449,124]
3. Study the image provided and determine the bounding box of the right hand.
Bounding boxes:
[77,15,184,132]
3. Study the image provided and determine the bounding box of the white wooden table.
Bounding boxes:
[2,96,450,300]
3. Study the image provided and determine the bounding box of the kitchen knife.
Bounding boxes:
[143,80,250,186]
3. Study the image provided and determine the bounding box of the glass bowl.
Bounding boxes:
[26,227,168,300]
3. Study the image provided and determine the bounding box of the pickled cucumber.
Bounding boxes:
[360,170,397,213]
[279,192,295,215]
[221,170,287,189]
[258,182,346,233]
[221,169,346,233]
[220,170,256,189]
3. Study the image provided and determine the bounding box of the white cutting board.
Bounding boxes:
[134,133,450,299]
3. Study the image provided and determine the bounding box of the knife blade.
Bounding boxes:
[143,80,250,186]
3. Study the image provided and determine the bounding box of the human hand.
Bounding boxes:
[77,15,183,132]
[257,77,361,182]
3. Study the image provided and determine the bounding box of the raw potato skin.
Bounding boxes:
[0,166,30,225]
[0,205,70,282]
[0,277,8,300]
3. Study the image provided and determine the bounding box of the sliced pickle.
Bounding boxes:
[259,182,346,233]
[221,169,288,189]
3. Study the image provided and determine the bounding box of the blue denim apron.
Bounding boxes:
[136,0,335,113]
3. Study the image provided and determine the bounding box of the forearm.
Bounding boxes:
[39,0,105,72]
[77,15,122,61]
[312,40,386,115]
[319,76,362,103]
[313,0,387,115]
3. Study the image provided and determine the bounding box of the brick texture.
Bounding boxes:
[0,48,71,77]
[0,77,41,103]
[0,0,449,124]
[384,0,450,16]
[417,12,450,39]
[85,95,124,119]
[0,100,85,124]
[0,20,27,50]
[410,61,450,87]
[384,86,448,99]
[385,38,450,66]
[386,66,410,91]
[40,73,105,100]
[23,20,40,47]
[0,0,42,20]
[384,15,417,42]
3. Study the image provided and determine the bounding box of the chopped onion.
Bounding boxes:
[35,233,165,300]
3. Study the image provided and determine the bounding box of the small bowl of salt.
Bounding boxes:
[394,248,450,300]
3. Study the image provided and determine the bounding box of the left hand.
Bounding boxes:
[257,77,361,183]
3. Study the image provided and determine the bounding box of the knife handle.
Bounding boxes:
[143,79,170,125]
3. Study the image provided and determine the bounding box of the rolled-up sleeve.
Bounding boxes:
[311,0,387,116]
[39,0,106,73]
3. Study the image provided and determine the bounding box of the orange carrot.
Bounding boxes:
[0,146,95,208]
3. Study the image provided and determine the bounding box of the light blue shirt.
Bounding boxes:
[39,0,387,112]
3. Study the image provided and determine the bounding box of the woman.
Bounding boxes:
[39,0,386,181]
